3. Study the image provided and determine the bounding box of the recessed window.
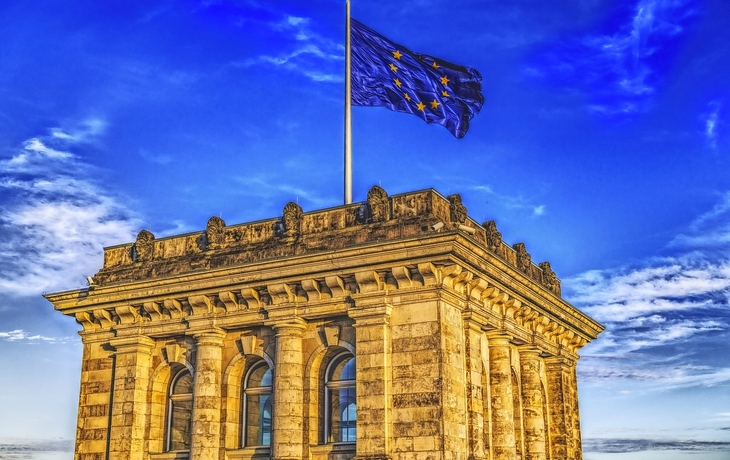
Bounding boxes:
[325,353,356,443]
[243,362,273,447]
[167,369,193,452]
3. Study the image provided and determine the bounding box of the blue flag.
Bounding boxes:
[351,18,484,139]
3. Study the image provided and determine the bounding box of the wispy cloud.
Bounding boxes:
[0,120,140,296]
[583,437,730,453]
[703,100,721,149]
[469,185,547,217]
[529,0,694,116]
[0,329,76,344]
[567,191,730,391]
[231,14,343,83]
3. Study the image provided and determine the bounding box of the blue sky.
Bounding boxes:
[1,0,729,457]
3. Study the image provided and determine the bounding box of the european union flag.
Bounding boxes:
[351,18,484,139]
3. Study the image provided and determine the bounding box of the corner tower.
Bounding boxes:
[46,187,603,460]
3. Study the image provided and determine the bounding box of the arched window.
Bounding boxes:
[243,362,273,447]
[325,353,356,443]
[167,369,193,452]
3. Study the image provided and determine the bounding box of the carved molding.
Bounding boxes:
[483,220,502,252]
[513,243,532,273]
[205,216,226,250]
[447,194,467,225]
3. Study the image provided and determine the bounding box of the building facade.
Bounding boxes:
[46,187,603,460]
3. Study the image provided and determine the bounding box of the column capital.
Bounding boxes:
[484,330,512,346]
[518,345,543,358]
[192,327,227,346]
[544,355,577,368]
[347,302,392,326]
[108,335,155,353]
[271,317,307,336]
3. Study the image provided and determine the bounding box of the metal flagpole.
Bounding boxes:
[344,0,353,204]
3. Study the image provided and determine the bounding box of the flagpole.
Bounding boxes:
[344,0,352,204]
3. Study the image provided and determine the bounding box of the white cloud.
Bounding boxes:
[0,329,75,344]
[703,101,721,149]
[468,184,547,218]
[0,123,140,297]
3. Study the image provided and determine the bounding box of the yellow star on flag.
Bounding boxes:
[392,50,403,60]
[430,99,440,109]
[394,78,402,87]
[432,61,440,69]
[442,90,450,97]
[389,63,397,72]
[404,93,411,101]
[440,75,450,85]
[416,101,426,111]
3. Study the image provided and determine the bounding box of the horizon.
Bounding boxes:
[1,0,729,459]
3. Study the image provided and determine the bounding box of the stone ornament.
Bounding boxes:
[280,202,303,239]
[205,216,226,250]
[132,229,155,262]
[448,194,467,225]
[483,220,502,252]
[367,185,390,223]
[513,243,531,273]
[539,261,558,292]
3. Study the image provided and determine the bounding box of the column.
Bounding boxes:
[519,348,547,460]
[486,332,517,460]
[190,329,226,460]
[464,321,487,460]
[108,335,155,460]
[545,357,576,460]
[272,320,307,460]
[569,363,583,460]
[348,304,392,460]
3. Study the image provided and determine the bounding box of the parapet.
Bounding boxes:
[95,187,561,296]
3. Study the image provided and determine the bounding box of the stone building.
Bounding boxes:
[45,187,603,460]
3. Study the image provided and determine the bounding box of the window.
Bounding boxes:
[167,369,193,451]
[243,362,273,447]
[325,353,356,443]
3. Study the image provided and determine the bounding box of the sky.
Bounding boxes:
[0,0,729,458]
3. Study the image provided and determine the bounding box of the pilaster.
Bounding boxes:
[486,332,516,460]
[190,328,226,460]
[348,302,393,460]
[463,319,487,460]
[545,357,577,460]
[271,319,307,460]
[108,335,155,460]
[519,348,547,460]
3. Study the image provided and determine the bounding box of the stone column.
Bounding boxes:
[519,348,547,460]
[108,335,155,460]
[190,329,226,460]
[569,363,583,460]
[545,357,576,460]
[463,320,487,460]
[272,320,307,460]
[486,332,517,460]
[348,303,392,460]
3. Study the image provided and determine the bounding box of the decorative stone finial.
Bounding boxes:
[367,185,389,223]
[447,194,467,225]
[513,243,531,273]
[280,202,303,239]
[205,216,226,250]
[539,261,558,292]
[132,229,155,262]
[483,220,502,252]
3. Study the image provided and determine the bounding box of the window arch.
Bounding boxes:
[325,352,356,443]
[167,368,193,452]
[243,361,273,447]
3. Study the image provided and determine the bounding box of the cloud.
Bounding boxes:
[231,13,343,83]
[703,101,721,149]
[0,329,75,344]
[529,0,694,116]
[468,185,547,218]
[0,121,141,297]
[566,190,730,391]
[583,437,730,453]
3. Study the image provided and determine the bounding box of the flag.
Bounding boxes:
[350,18,484,139]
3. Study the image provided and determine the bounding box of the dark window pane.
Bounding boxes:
[247,365,272,388]
[330,356,356,382]
[172,372,193,395]
[245,393,272,446]
[329,387,356,442]
[169,398,192,451]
